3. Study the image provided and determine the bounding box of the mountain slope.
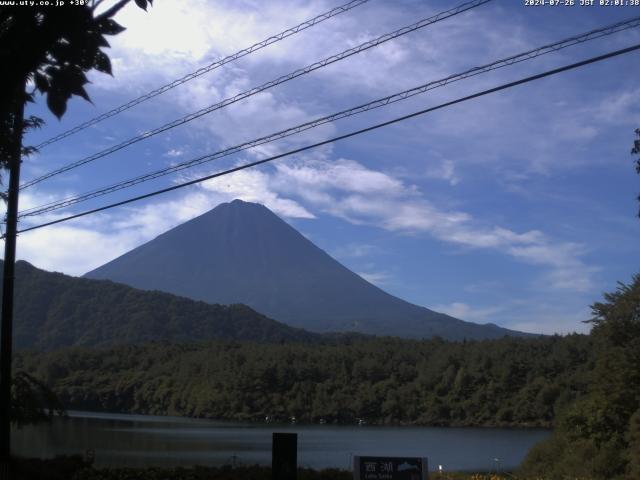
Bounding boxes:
[85,200,529,340]
[3,260,319,350]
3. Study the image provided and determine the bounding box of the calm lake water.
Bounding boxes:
[13,411,550,472]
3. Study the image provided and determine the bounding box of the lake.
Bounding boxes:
[13,411,550,472]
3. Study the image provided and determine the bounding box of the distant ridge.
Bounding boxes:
[3,260,321,350]
[85,200,532,340]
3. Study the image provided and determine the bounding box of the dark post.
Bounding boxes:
[272,432,297,480]
[0,82,25,478]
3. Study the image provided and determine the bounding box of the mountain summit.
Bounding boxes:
[85,199,528,340]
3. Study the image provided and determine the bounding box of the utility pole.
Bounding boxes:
[0,81,26,478]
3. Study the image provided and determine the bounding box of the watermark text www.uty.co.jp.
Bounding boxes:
[0,0,88,6]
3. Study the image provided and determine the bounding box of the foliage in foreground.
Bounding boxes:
[11,371,65,427]
[521,275,640,480]
[1,0,154,178]
[16,333,592,428]
[9,457,544,480]
[66,468,526,480]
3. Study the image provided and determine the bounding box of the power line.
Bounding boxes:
[20,0,493,190]
[18,15,640,219]
[13,43,640,237]
[34,0,371,150]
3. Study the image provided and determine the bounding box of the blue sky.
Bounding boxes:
[10,0,640,334]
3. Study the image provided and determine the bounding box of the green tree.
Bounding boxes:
[0,0,153,471]
[628,408,640,479]
[522,274,640,479]
[11,371,65,427]
[1,0,155,167]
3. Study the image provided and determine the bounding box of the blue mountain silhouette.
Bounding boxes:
[85,200,531,340]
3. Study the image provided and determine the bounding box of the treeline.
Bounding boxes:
[16,334,592,428]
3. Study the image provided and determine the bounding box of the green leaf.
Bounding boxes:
[46,91,68,119]
[98,18,126,35]
[34,72,50,93]
[74,85,91,103]
[95,33,110,48]
[94,50,112,75]
[23,115,45,130]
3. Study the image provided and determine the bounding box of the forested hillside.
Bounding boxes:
[4,260,320,349]
[16,334,592,427]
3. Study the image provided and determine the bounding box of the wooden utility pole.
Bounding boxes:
[0,81,26,477]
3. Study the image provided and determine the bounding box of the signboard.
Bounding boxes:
[353,456,428,480]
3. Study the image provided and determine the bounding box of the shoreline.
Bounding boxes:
[63,409,555,430]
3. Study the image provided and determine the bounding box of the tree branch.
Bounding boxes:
[91,0,106,11]
[96,0,130,20]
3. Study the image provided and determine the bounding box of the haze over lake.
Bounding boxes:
[13,411,550,472]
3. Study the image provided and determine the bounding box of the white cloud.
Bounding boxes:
[85,0,547,167]
[258,157,594,292]
[425,159,460,186]
[164,148,184,157]
[591,87,640,125]
[16,224,140,276]
[196,167,315,219]
[275,158,409,197]
[507,242,596,292]
[505,305,592,335]
[357,270,391,286]
[432,302,504,323]
[334,243,380,258]
[434,300,591,335]
[80,0,640,187]
[106,0,215,60]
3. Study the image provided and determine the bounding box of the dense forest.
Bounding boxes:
[16,334,592,428]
